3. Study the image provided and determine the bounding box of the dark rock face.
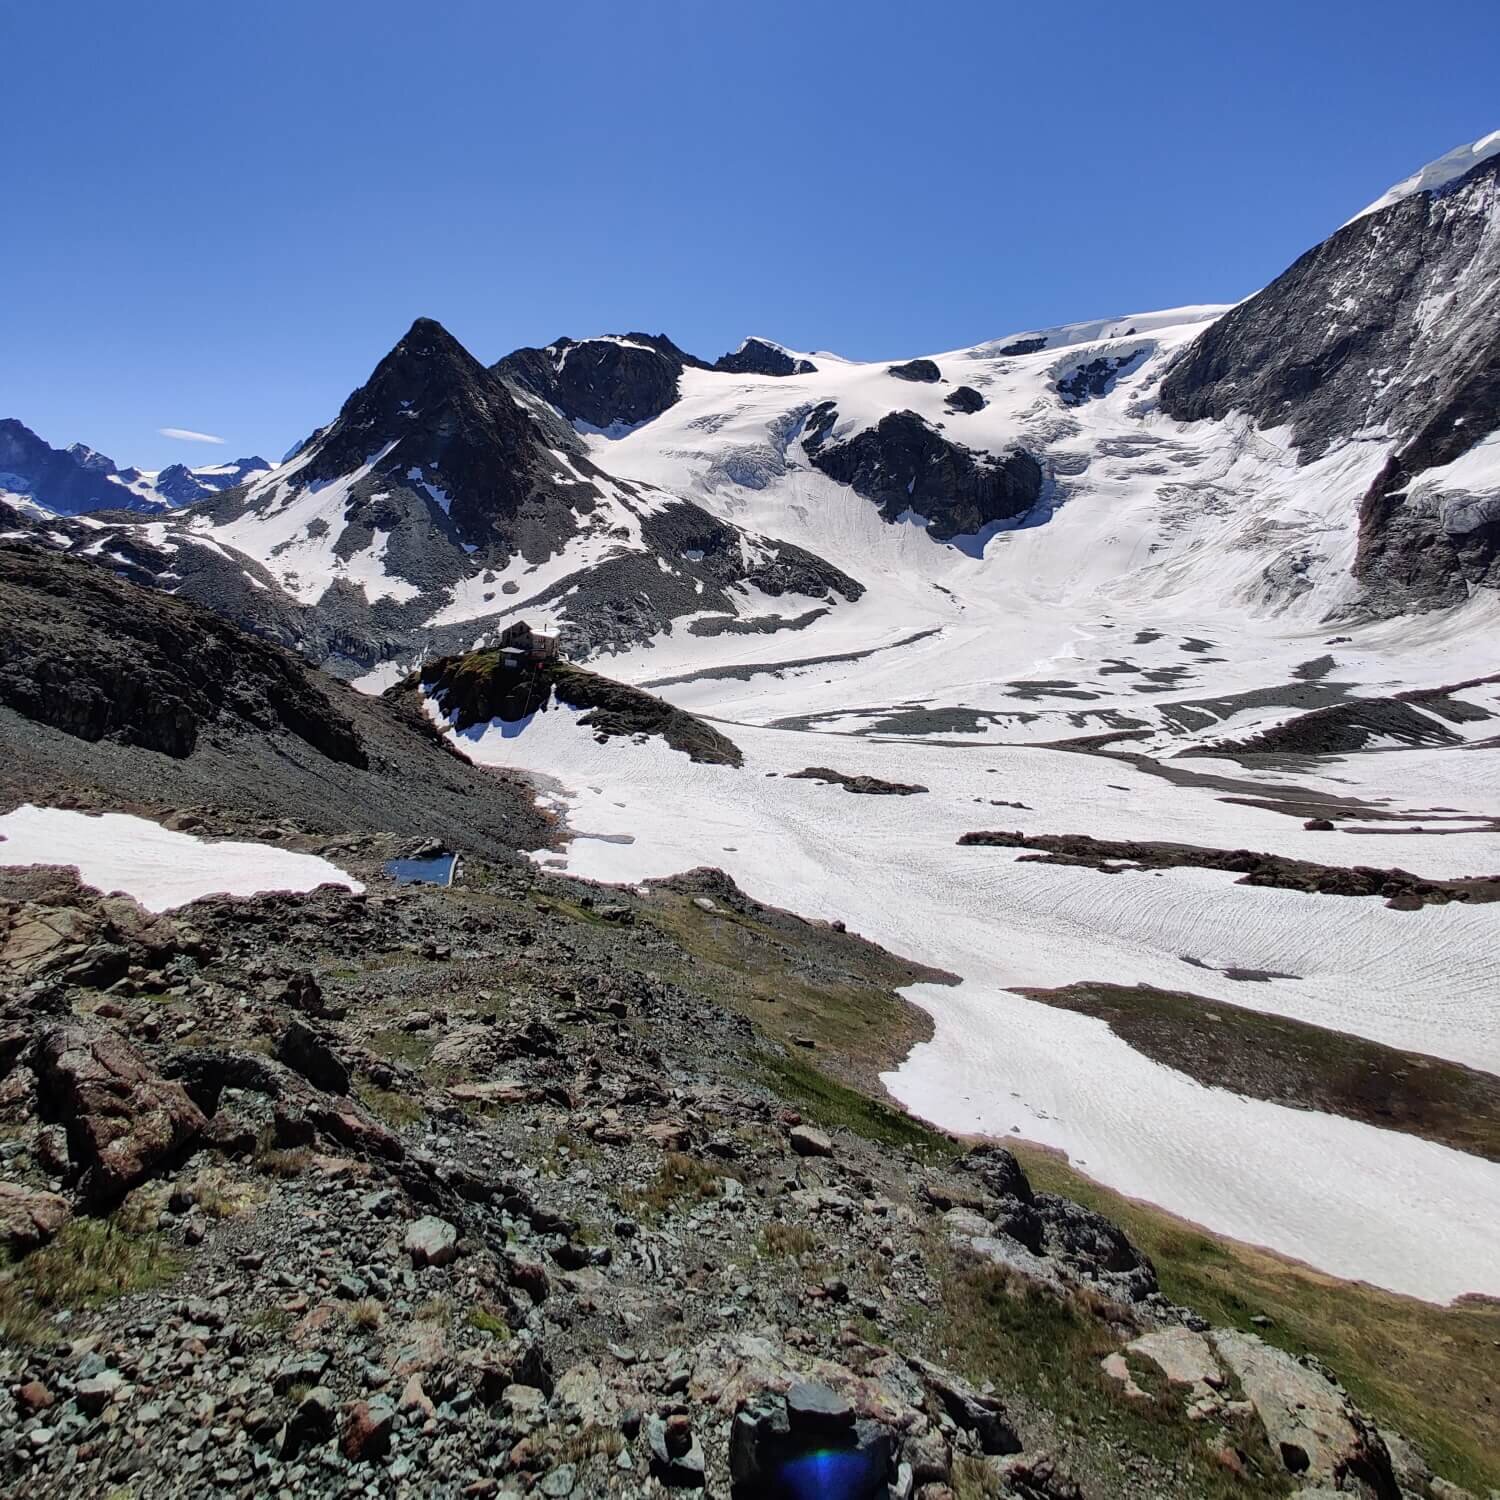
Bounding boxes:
[273,317,601,564]
[512,494,864,657]
[787,767,928,795]
[1056,352,1146,405]
[713,339,816,377]
[1159,153,1500,609]
[997,336,1048,357]
[803,404,1043,540]
[0,545,366,763]
[276,1019,351,1095]
[887,358,941,383]
[945,386,986,414]
[1204,696,1465,755]
[494,332,710,429]
[0,420,162,516]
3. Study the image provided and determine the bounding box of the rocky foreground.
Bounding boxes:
[0,823,1482,1500]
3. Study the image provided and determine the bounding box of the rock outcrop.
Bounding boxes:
[1160,148,1500,610]
[712,339,817,377]
[34,1025,208,1202]
[803,404,1044,540]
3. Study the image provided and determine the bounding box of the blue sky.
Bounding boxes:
[5,0,1498,470]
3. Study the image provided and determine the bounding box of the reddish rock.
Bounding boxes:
[15,1379,55,1414]
[341,1398,394,1461]
[0,1180,72,1252]
[35,1025,207,1199]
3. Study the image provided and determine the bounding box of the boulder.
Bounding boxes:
[1032,1192,1157,1301]
[1209,1330,1399,1496]
[404,1215,459,1268]
[341,1398,394,1461]
[35,1025,207,1200]
[278,1385,336,1460]
[789,1125,834,1158]
[647,1413,706,1488]
[1124,1327,1224,1402]
[0,1180,72,1253]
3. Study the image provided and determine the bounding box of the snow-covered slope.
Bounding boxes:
[398,139,1500,1302]
[1344,127,1500,224]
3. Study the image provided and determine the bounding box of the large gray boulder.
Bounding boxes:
[1209,1331,1399,1498]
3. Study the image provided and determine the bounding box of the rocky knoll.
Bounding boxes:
[420,650,745,767]
[711,339,817,378]
[803,404,1044,541]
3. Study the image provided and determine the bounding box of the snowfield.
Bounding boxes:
[0,805,363,913]
[406,291,1500,1303]
[434,693,1500,1304]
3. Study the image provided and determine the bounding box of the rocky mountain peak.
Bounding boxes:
[493,332,709,430]
[63,442,116,474]
[295,318,539,505]
[712,337,817,377]
[1160,139,1500,610]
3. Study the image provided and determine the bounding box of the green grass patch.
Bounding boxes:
[0,1210,184,1343]
[357,1080,425,1128]
[468,1304,512,1339]
[366,1029,436,1068]
[623,1152,738,1218]
[758,1222,818,1259]
[640,889,941,1098]
[757,1045,950,1161]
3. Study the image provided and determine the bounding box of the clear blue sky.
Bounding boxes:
[5,0,1497,469]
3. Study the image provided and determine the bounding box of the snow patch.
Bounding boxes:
[0,805,363,913]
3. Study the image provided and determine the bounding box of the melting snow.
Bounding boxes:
[0,805,363,913]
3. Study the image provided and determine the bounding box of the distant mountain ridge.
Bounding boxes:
[0,418,268,516]
[4,131,1497,681]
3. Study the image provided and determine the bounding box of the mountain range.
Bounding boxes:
[3,131,1500,1499]
[4,132,1497,687]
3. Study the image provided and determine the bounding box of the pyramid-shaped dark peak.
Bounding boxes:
[299,317,516,485]
[373,317,488,385]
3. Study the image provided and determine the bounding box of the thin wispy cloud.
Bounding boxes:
[158,426,225,445]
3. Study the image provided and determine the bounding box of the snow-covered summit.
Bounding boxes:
[1343,127,1500,225]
